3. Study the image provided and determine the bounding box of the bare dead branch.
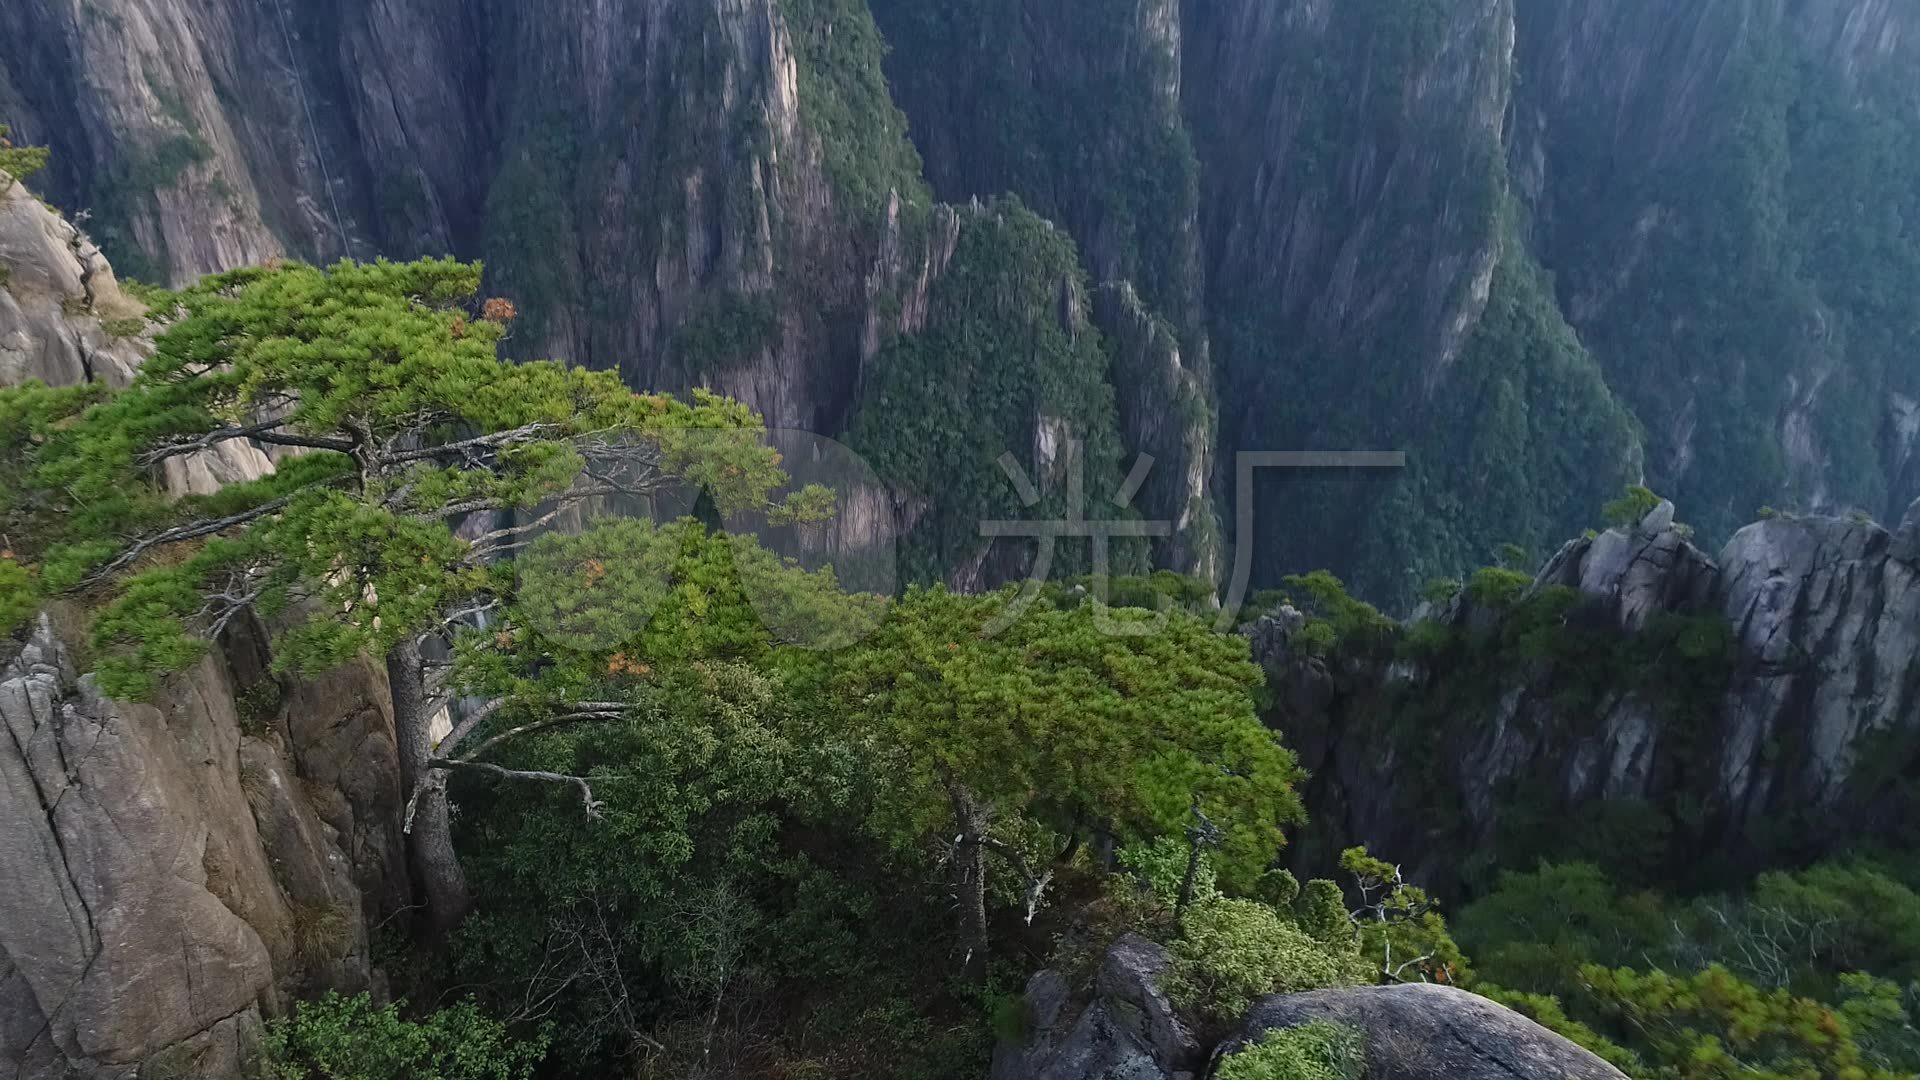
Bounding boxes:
[380,422,563,465]
[430,757,604,819]
[463,505,575,561]
[435,697,510,758]
[447,709,628,764]
[979,837,1056,926]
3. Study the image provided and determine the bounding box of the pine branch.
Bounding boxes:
[77,494,295,589]
[137,419,354,466]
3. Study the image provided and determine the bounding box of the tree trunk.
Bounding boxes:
[945,779,991,984]
[387,637,471,936]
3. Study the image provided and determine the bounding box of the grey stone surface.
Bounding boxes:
[994,941,1625,1080]
[0,619,275,1078]
[1219,983,1628,1080]
[991,935,1201,1080]
[0,612,405,1079]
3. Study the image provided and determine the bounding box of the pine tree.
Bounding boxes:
[829,588,1304,980]
[1,257,818,934]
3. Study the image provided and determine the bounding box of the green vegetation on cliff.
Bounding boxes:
[1347,212,1642,603]
[1460,860,1920,1078]
[851,197,1141,584]
[1525,0,1920,538]
[780,0,930,219]
[0,122,49,186]
[871,0,1203,339]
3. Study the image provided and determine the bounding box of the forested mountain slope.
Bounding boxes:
[5,175,1920,1077]
[4,0,1917,606]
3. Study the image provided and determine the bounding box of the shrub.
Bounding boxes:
[1419,577,1462,604]
[1581,964,1895,1080]
[1475,987,1645,1075]
[1119,837,1219,906]
[0,558,37,636]
[1497,542,1531,571]
[0,123,50,187]
[1215,1021,1365,1080]
[1464,566,1530,609]
[1601,485,1662,529]
[235,678,284,737]
[262,992,546,1080]
[1165,899,1364,1021]
[288,902,354,965]
[1280,571,1397,656]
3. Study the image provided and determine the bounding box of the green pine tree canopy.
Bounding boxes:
[0,257,822,695]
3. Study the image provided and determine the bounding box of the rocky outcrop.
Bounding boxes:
[0,193,407,1080]
[1533,499,1718,630]
[991,935,1202,1080]
[992,938,1623,1080]
[0,175,148,389]
[0,616,398,1080]
[1093,282,1219,581]
[1218,984,1628,1080]
[1713,508,1920,831]
[1263,498,1920,893]
[0,176,269,494]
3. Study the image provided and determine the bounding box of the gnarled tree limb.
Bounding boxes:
[430,757,604,820]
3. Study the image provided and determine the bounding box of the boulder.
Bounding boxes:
[1217,983,1628,1080]
[994,940,1627,1080]
[991,935,1202,1080]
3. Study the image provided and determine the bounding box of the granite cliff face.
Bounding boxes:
[1515,0,1920,543]
[8,0,1916,601]
[0,188,407,1080]
[0,618,401,1080]
[1261,498,1920,894]
[873,0,1640,604]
